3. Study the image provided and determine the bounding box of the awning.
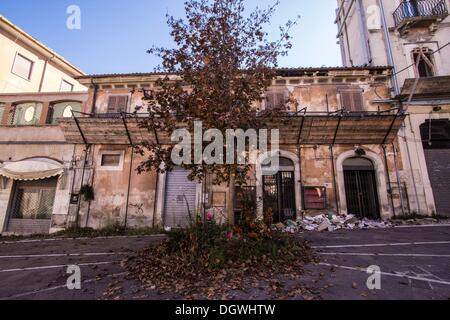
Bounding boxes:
[59,111,406,146]
[0,158,64,181]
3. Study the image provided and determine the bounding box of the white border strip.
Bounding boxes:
[0,252,128,259]
[313,241,450,249]
[319,263,450,286]
[0,261,113,273]
[320,252,450,258]
[0,234,166,245]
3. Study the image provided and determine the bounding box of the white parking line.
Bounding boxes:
[0,261,113,273]
[0,234,166,245]
[0,252,128,259]
[319,262,450,286]
[395,224,450,229]
[320,252,450,258]
[313,241,450,249]
[1,272,127,300]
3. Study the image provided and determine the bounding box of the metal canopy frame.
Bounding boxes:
[60,109,406,146]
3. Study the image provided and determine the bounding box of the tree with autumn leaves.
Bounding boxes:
[136,0,299,224]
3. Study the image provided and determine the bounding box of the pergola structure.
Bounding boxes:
[59,109,406,147]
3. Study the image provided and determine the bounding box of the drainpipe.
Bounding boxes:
[90,80,99,114]
[38,55,54,93]
[382,144,396,218]
[356,0,372,65]
[378,0,400,95]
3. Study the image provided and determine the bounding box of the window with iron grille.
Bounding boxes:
[107,95,129,113]
[10,178,57,220]
[303,187,327,210]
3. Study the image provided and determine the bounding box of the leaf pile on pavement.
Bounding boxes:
[122,222,319,299]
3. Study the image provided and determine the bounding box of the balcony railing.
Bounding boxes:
[393,0,449,29]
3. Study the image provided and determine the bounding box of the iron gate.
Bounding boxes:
[263,171,296,223]
[344,169,380,219]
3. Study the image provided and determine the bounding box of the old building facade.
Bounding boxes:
[336,0,450,216]
[1,66,409,234]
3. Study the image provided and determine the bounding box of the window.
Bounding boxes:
[98,151,124,171]
[413,47,434,78]
[107,95,129,113]
[47,102,81,124]
[12,103,42,125]
[101,154,121,167]
[303,187,327,210]
[0,103,4,123]
[10,178,57,220]
[265,89,289,110]
[60,80,74,92]
[339,89,364,112]
[12,53,34,80]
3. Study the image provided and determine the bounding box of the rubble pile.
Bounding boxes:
[275,213,393,233]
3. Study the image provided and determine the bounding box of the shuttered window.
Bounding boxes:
[0,103,4,123]
[12,53,34,80]
[339,89,364,112]
[265,91,288,110]
[107,95,129,113]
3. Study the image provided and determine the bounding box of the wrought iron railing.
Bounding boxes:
[393,0,448,28]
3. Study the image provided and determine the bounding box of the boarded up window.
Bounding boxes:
[107,95,129,113]
[339,89,364,112]
[303,187,327,210]
[12,53,34,80]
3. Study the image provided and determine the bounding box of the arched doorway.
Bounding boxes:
[343,157,380,219]
[262,157,296,223]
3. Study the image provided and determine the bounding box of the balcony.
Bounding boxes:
[393,0,448,33]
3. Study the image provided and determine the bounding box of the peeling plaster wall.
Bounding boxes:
[73,146,158,229]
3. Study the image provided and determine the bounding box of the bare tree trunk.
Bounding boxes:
[227,173,235,225]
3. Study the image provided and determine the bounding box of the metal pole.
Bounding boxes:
[330,146,340,215]
[392,142,406,216]
[382,144,396,218]
[124,147,134,229]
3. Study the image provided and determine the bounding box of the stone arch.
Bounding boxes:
[256,149,302,220]
[336,149,391,219]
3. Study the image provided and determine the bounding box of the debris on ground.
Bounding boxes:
[277,213,393,233]
[122,233,319,300]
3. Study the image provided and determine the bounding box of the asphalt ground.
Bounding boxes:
[0,225,449,300]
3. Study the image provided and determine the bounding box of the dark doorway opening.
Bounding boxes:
[343,157,380,219]
[262,157,296,223]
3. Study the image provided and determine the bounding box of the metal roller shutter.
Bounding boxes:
[164,168,197,228]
